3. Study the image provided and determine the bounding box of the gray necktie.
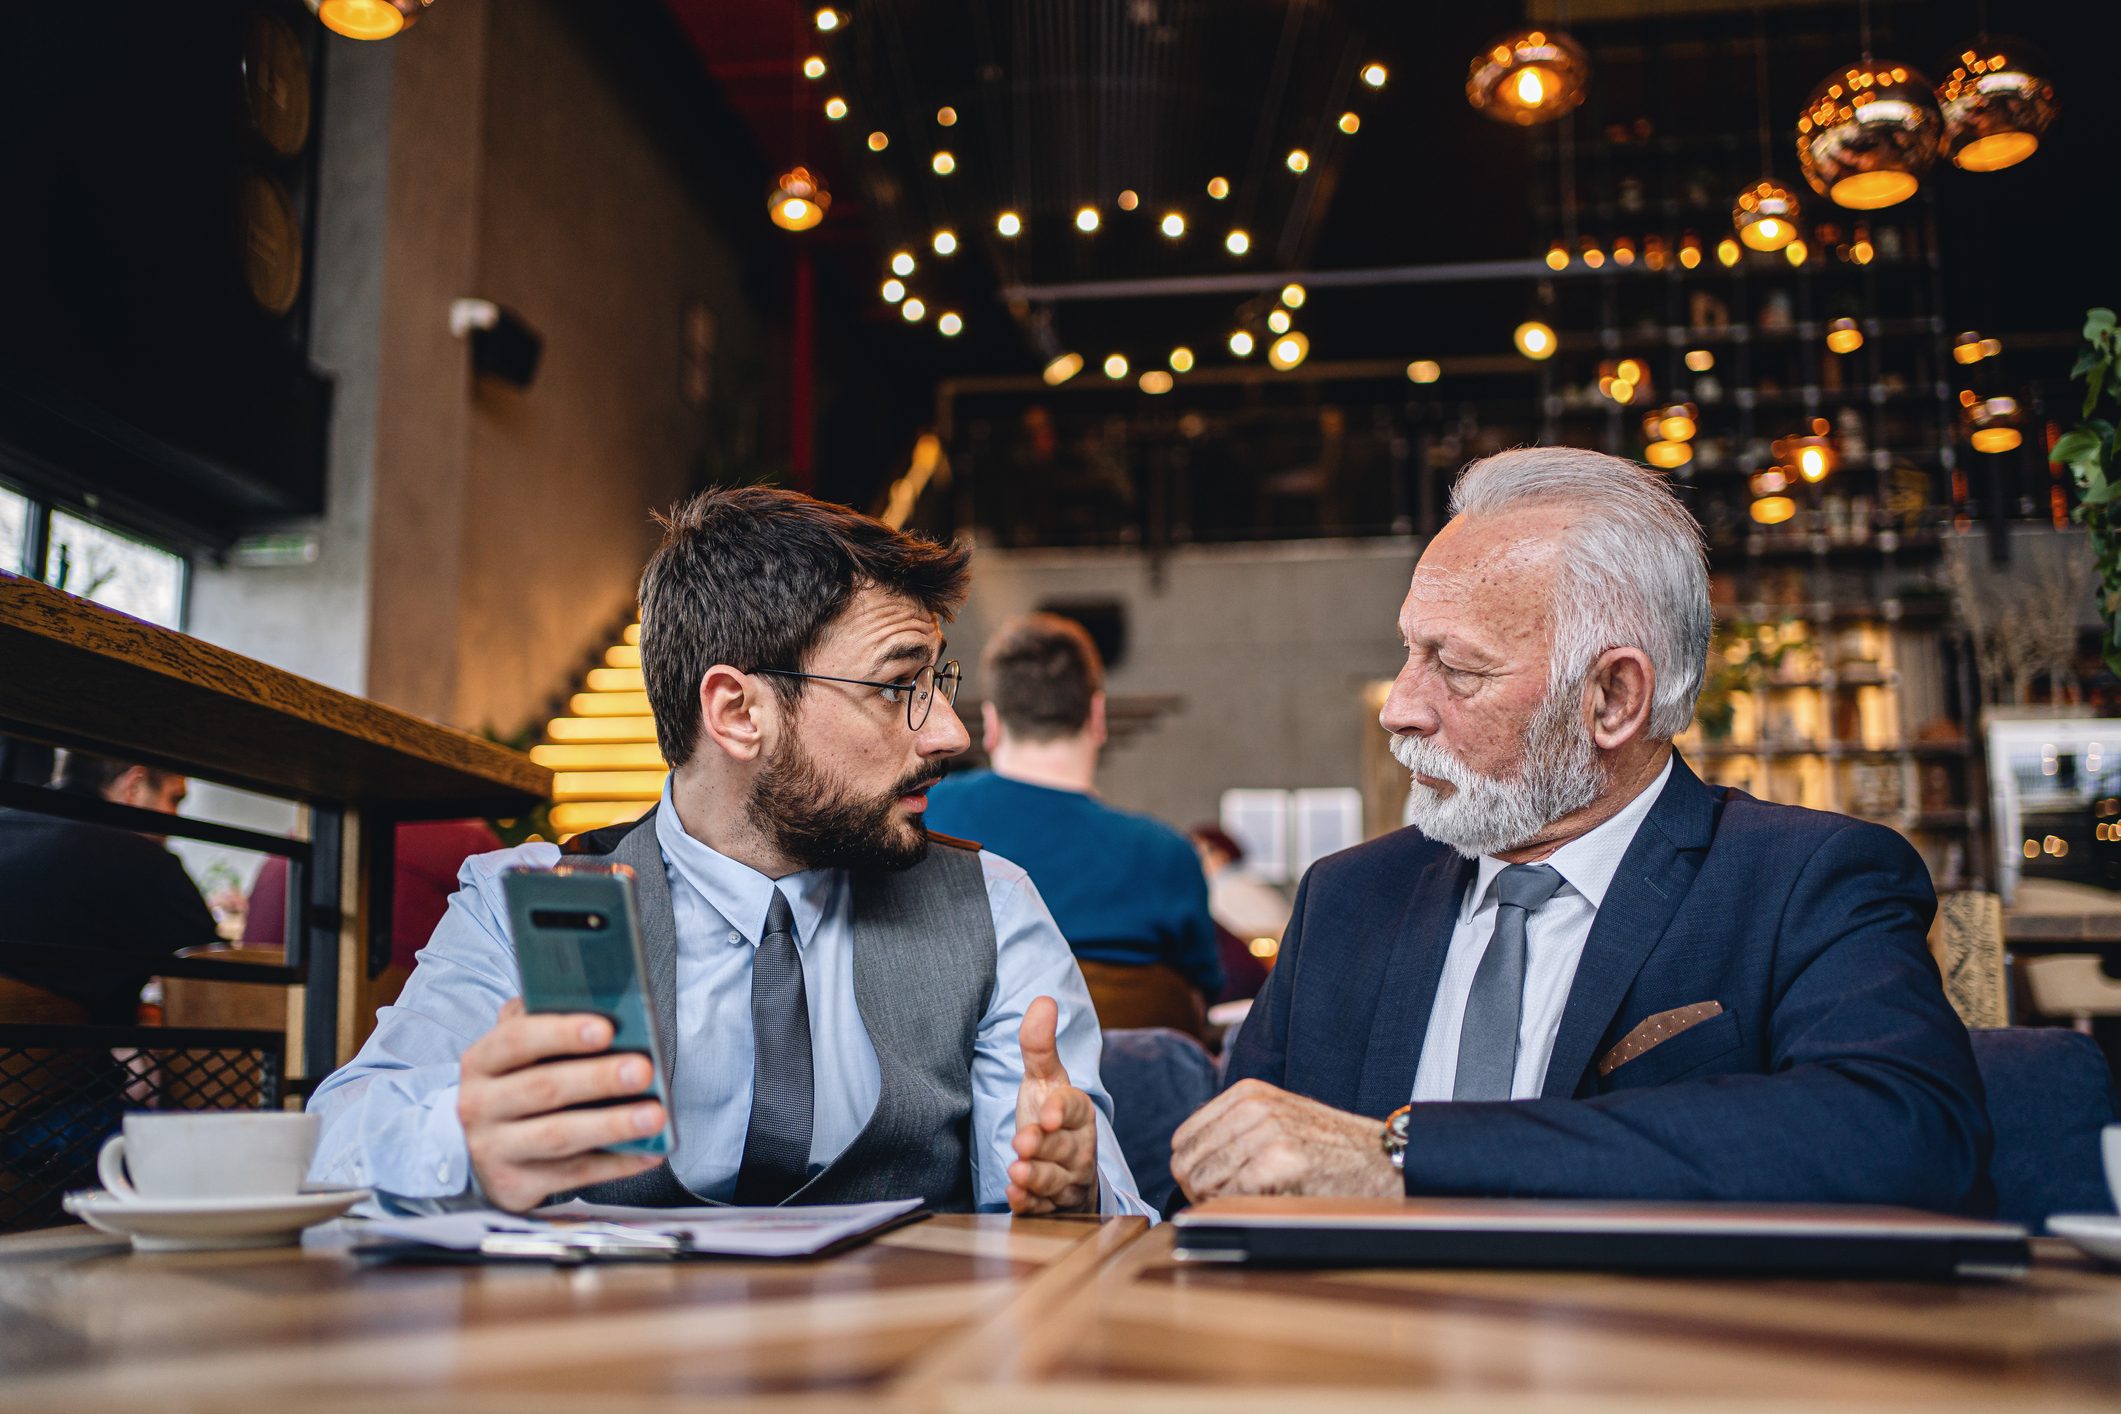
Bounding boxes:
[1453,863,1566,1102]
[734,888,813,1204]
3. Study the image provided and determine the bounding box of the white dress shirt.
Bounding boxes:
[1410,756,1673,1102]
[309,780,1150,1217]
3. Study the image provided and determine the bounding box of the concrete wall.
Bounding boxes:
[950,538,1423,829]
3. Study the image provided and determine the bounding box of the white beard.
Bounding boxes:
[1391,684,1606,858]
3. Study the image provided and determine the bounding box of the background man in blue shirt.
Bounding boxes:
[927,614,1222,1002]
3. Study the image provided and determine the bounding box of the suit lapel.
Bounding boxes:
[1355,848,1473,1116]
[1539,756,1716,1098]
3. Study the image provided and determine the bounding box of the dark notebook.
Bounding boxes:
[1172,1197,2031,1280]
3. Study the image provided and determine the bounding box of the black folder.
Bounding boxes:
[1171,1197,2031,1280]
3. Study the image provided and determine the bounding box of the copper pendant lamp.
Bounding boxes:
[307,0,430,40]
[768,167,830,231]
[1467,29,1590,126]
[1938,36,2058,172]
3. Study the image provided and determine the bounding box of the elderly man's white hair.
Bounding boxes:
[1449,447,1711,740]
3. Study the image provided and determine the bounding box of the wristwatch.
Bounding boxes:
[1380,1104,1412,1173]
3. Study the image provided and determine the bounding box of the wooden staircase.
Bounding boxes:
[531,622,667,839]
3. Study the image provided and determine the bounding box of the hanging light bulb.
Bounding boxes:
[1716,237,1742,266]
[1546,239,1570,271]
[996,211,1022,237]
[814,7,842,32]
[901,298,926,322]
[932,229,958,255]
[1407,360,1442,383]
[1206,176,1230,200]
[1286,149,1311,174]
[1338,112,1361,135]
[1140,370,1175,395]
[936,106,959,128]
[1612,237,1637,267]
[1267,331,1310,370]
[1827,318,1865,353]
[1938,39,2057,172]
[890,251,916,277]
[1467,29,1590,125]
[881,279,905,304]
[1043,353,1084,385]
[1513,321,1557,360]
[1777,430,1836,482]
[1103,354,1129,380]
[1361,62,1389,89]
[1281,284,1307,309]
[938,312,963,337]
[1797,61,1942,210]
[307,0,426,40]
[1751,494,1798,526]
[1170,347,1195,373]
[1685,349,1716,372]
[1733,179,1802,251]
[823,95,848,121]
[1850,224,1875,263]
[867,131,889,152]
[767,167,830,231]
[1784,238,1809,265]
[1075,206,1100,233]
[1229,330,1256,357]
[1966,395,2024,452]
[1267,309,1292,335]
[1644,403,1698,441]
[802,55,827,80]
[1581,238,1605,269]
[1160,212,1186,238]
[1645,440,1693,469]
[1953,330,1997,364]
[1225,229,1251,255]
[931,151,956,175]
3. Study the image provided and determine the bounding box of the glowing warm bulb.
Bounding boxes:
[1407,360,1441,383]
[932,229,958,255]
[996,211,1022,237]
[1075,206,1100,233]
[1514,67,1548,107]
[814,8,841,31]
[1645,440,1693,469]
[802,55,827,79]
[1513,321,1556,360]
[1268,309,1292,334]
[1207,176,1230,200]
[1044,353,1083,385]
[1797,446,1829,481]
[1103,354,1129,379]
[1169,346,1195,373]
[938,312,963,336]
[1546,242,1569,270]
[1338,111,1360,134]
[1286,149,1310,173]
[1751,495,1797,526]
[1117,189,1139,211]
[936,106,957,127]
[1225,229,1250,255]
[931,151,956,175]
[1160,212,1186,238]
[824,96,848,120]
[314,0,404,39]
[881,279,905,303]
[1229,331,1256,357]
[1267,331,1309,370]
[1281,283,1306,309]
[1616,358,1644,384]
[1716,238,1741,266]
[866,131,889,151]
[1139,370,1174,395]
[1784,239,1808,266]
[776,198,815,227]
[1826,319,1864,354]
[890,251,916,276]
[1684,349,1715,372]
[1361,62,1388,88]
[901,298,926,322]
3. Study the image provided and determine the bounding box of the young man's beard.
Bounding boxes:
[748,735,944,872]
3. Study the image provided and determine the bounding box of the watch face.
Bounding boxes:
[242,11,312,159]
[238,171,303,316]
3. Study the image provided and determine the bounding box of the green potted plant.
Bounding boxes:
[2053,307,2121,674]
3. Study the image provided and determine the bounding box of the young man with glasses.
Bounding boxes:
[310,487,1147,1218]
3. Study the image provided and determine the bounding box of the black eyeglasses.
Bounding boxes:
[751,660,962,730]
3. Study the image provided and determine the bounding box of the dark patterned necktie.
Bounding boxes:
[1453,863,1565,1101]
[734,888,813,1204]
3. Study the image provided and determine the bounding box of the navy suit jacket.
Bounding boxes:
[1225,756,1995,1214]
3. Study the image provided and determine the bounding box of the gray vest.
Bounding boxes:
[564,809,997,1211]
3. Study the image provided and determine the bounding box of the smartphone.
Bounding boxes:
[501,864,674,1156]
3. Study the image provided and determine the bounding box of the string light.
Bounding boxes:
[1546,239,1569,270]
[814,8,841,32]
[1104,353,1129,379]
[1268,309,1292,334]
[1407,360,1441,383]
[932,229,957,255]
[1160,212,1186,238]
[1612,237,1636,266]
[1716,237,1741,266]
[890,251,916,277]
[1043,353,1083,385]
[1751,495,1798,525]
[901,298,926,322]
[931,151,956,175]
[1229,330,1256,357]
[938,312,963,336]
[1679,232,1703,269]
[802,56,827,80]
[996,211,1022,237]
[936,106,958,127]
[1513,321,1556,360]
[1361,62,1388,88]
[1826,318,1864,354]
[1206,176,1230,199]
[310,1,414,40]
[1076,206,1100,233]
[1139,370,1174,394]
[1684,349,1715,372]
[824,96,848,120]
[1338,112,1361,134]
[881,279,905,303]
[1286,149,1310,173]
[866,131,889,151]
[1645,440,1693,469]
[1169,346,1195,373]
[1267,331,1310,370]
[1225,229,1250,255]
[1117,189,1140,211]
[1281,284,1306,309]
[1784,239,1809,265]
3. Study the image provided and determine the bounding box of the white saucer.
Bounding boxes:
[63,1187,370,1252]
[2048,1212,2121,1265]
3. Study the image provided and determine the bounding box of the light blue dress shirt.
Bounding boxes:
[309,782,1150,1218]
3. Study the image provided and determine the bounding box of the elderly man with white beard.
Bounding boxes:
[1171,446,1992,1214]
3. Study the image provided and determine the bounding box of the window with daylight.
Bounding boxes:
[45,509,186,629]
[0,483,26,576]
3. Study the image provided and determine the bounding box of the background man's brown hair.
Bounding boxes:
[983,613,1104,743]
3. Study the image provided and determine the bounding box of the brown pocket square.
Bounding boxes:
[1598,1001,1725,1076]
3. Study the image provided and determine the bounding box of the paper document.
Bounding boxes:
[363,1197,924,1259]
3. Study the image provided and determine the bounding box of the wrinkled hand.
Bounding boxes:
[456,998,666,1213]
[1007,995,1098,1215]
[1171,1079,1401,1203]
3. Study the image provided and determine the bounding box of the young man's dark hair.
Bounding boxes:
[982,613,1104,743]
[638,486,971,769]
[53,750,154,799]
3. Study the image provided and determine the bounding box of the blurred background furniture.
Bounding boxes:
[1099,1027,1217,1216]
[1077,960,1210,1045]
[1931,891,2009,1028]
[2021,956,2121,1035]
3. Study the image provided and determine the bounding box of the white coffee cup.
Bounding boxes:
[96,1112,319,1203]
[2104,1124,2121,1215]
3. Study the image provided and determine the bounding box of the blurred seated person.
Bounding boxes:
[1188,823,1287,1003]
[243,819,502,1004]
[0,751,216,1023]
[927,614,1222,1014]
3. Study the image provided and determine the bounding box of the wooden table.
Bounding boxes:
[5,1217,2120,1411]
